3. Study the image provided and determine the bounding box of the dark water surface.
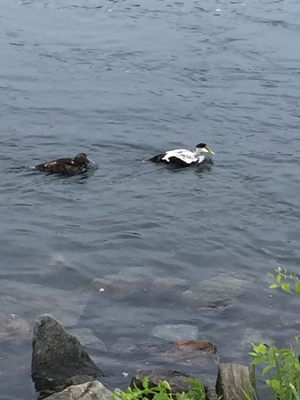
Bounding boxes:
[1,0,300,398]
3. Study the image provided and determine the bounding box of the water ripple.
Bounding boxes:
[1,0,300,398]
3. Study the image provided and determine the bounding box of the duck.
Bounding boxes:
[149,143,215,167]
[35,153,90,175]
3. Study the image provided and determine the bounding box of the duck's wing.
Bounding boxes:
[64,163,88,176]
[149,149,197,165]
[148,153,167,163]
[162,149,197,165]
[167,156,192,167]
[35,157,74,172]
[196,155,206,164]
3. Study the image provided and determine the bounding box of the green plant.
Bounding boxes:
[242,387,258,400]
[114,377,206,400]
[250,341,300,400]
[269,267,300,295]
[249,267,300,399]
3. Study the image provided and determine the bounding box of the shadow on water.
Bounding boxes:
[33,171,96,184]
[194,161,214,177]
[147,158,214,175]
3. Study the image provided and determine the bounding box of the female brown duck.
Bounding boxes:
[35,153,90,176]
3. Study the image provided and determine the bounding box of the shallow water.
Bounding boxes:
[1,0,300,398]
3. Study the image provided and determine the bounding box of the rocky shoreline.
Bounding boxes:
[30,314,256,400]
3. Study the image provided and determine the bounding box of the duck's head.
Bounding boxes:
[194,143,215,157]
[74,153,89,165]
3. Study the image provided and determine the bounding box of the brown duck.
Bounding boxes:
[35,153,89,176]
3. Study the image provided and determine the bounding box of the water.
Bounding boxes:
[1,0,300,398]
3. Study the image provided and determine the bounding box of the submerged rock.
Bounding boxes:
[0,313,30,342]
[240,328,273,349]
[162,339,218,369]
[44,380,113,400]
[0,279,89,327]
[70,328,107,352]
[92,267,187,301]
[181,273,249,307]
[152,324,199,341]
[31,314,102,398]
[173,339,217,353]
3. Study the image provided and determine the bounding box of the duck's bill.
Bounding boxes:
[205,145,215,155]
[88,158,97,166]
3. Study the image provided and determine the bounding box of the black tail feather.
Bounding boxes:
[35,163,46,171]
[148,153,165,163]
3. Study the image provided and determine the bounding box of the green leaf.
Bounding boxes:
[289,383,300,400]
[281,282,292,293]
[257,343,267,354]
[262,365,274,375]
[269,283,279,289]
[142,377,149,390]
[251,358,265,366]
[266,378,281,392]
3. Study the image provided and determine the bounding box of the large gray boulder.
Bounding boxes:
[44,381,113,400]
[31,314,102,397]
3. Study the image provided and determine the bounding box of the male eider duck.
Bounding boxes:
[149,143,215,167]
[35,153,90,175]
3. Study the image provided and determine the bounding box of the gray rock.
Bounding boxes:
[181,274,249,307]
[44,380,113,400]
[31,314,102,397]
[152,324,199,341]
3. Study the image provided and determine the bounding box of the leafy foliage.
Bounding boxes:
[269,267,300,295]
[250,340,300,399]
[248,267,300,399]
[114,377,206,400]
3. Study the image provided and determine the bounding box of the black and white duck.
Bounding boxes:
[149,143,215,167]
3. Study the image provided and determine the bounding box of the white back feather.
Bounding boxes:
[162,149,197,164]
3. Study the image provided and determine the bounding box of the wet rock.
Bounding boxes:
[44,380,113,400]
[181,273,249,307]
[216,363,256,400]
[173,339,217,353]
[0,313,30,342]
[131,369,205,395]
[31,314,102,397]
[152,324,199,341]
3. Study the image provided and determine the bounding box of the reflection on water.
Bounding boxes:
[1,0,300,398]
